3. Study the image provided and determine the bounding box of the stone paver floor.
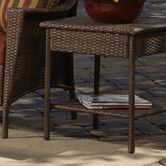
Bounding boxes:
[0,47,165,166]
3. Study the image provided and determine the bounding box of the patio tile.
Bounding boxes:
[84,117,141,139]
[10,92,42,111]
[138,53,166,66]
[148,97,166,109]
[50,110,92,127]
[51,125,93,140]
[147,86,166,97]
[146,112,166,129]
[135,119,166,135]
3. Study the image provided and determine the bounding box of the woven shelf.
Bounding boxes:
[52,100,153,119]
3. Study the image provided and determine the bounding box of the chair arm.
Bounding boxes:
[4,0,78,105]
[5,0,79,64]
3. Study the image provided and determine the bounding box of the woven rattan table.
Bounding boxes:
[40,17,166,153]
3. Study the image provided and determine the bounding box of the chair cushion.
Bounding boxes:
[0,0,59,32]
[0,33,6,65]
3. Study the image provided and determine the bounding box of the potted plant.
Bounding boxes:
[85,0,146,23]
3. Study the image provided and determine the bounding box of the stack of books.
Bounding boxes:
[77,94,152,110]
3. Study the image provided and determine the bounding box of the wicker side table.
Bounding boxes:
[40,17,166,153]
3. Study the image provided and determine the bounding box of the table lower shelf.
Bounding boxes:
[52,100,155,119]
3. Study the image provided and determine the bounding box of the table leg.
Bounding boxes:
[93,114,99,129]
[44,30,51,140]
[93,55,101,129]
[128,36,136,153]
[69,89,77,120]
[94,55,100,95]
[2,105,10,138]
[68,54,77,120]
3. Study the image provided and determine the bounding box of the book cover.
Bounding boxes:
[77,93,152,109]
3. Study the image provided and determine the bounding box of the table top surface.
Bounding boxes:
[40,17,166,35]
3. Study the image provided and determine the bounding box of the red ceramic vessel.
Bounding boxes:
[85,0,145,23]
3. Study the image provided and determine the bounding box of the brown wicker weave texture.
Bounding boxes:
[53,100,151,119]
[2,0,78,107]
[0,65,3,105]
[40,16,166,153]
[2,0,78,138]
[41,17,166,58]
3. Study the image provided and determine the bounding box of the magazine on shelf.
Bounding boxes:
[77,93,152,109]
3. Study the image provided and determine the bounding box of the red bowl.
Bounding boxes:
[85,0,145,23]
